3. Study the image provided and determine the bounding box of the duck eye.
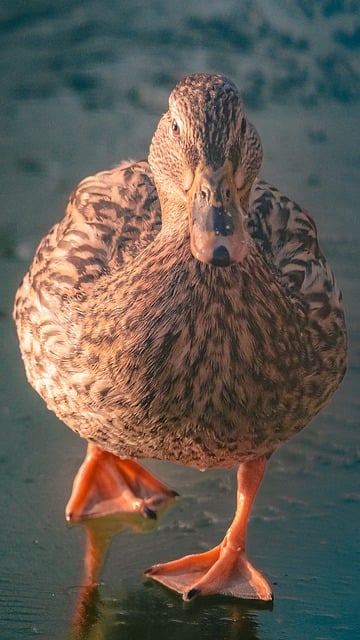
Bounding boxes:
[171,119,180,136]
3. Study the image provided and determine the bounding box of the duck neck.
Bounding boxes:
[156,184,189,233]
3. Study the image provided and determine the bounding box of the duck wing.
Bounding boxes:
[23,160,160,297]
[249,179,345,324]
[13,160,161,383]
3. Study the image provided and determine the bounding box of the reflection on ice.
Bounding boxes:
[67,509,272,640]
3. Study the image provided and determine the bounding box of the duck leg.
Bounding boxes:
[66,443,177,522]
[145,455,273,601]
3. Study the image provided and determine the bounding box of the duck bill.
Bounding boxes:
[187,161,248,267]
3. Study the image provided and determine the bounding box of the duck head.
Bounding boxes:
[148,73,263,267]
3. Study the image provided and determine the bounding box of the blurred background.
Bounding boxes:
[0,1,359,639]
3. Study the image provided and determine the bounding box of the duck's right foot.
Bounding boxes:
[66,444,178,522]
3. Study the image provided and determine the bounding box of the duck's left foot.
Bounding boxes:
[66,444,177,522]
[146,456,273,602]
[145,543,273,601]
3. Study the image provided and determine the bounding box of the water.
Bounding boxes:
[0,1,359,638]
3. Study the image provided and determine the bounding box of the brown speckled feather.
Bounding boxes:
[14,75,347,470]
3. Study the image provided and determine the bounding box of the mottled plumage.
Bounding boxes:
[14,168,346,465]
[14,74,347,600]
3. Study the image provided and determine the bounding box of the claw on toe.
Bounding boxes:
[184,588,201,601]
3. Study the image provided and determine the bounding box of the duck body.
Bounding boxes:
[14,74,347,600]
[14,162,346,468]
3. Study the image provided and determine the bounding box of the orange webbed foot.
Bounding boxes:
[66,444,177,522]
[145,456,273,602]
[145,543,272,601]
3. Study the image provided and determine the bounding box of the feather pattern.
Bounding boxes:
[14,75,347,470]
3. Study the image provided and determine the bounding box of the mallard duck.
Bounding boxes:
[14,73,347,601]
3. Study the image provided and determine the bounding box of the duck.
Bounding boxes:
[13,73,347,602]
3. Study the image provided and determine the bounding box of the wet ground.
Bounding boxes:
[0,1,359,638]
